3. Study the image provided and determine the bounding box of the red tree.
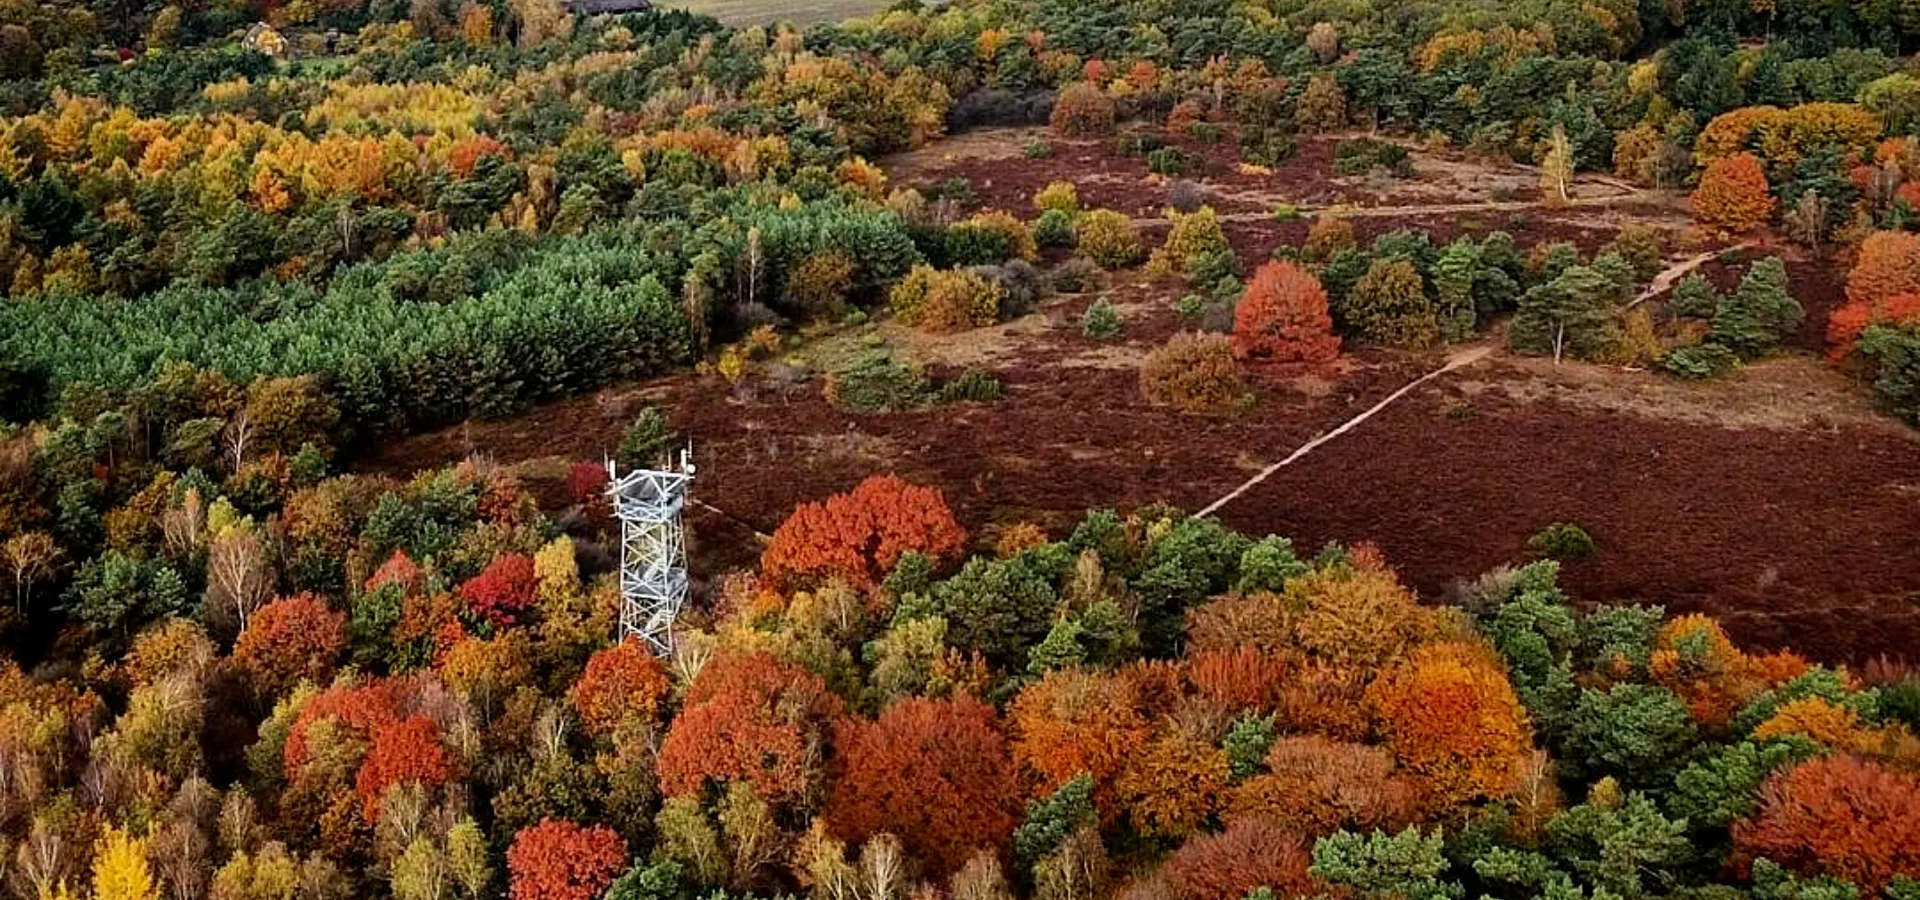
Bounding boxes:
[761,475,967,588]
[826,696,1020,877]
[356,714,451,821]
[367,549,425,594]
[285,679,411,776]
[507,819,628,900]
[459,553,538,627]
[1734,756,1920,893]
[1158,818,1322,900]
[569,638,673,736]
[1828,293,1920,363]
[657,651,844,806]
[449,135,511,179]
[232,593,348,696]
[1233,262,1341,362]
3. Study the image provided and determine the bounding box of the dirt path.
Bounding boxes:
[1626,242,1759,308]
[1196,344,1494,517]
[1203,189,1669,225]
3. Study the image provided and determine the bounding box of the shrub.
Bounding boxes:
[1082,298,1122,340]
[1232,262,1341,363]
[761,475,967,588]
[507,820,628,900]
[1051,83,1116,137]
[1303,215,1356,262]
[1167,179,1208,213]
[825,354,931,413]
[972,259,1047,318]
[1140,333,1246,414]
[1528,522,1596,559]
[1708,256,1802,357]
[1845,230,1920,309]
[937,370,1004,404]
[1034,209,1076,248]
[1147,146,1191,176]
[1296,75,1347,133]
[946,211,1037,266]
[1604,225,1666,282]
[1347,258,1440,349]
[784,252,858,318]
[1033,181,1080,213]
[1734,756,1920,893]
[1664,342,1740,379]
[1075,210,1143,269]
[1051,258,1103,293]
[890,265,1006,331]
[1148,207,1231,278]
[1691,153,1776,231]
[1025,141,1054,159]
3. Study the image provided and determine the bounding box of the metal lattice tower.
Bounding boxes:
[608,448,693,656]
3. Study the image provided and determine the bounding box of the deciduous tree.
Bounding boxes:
[1734,756,1920,893]
[506,820,627,900]
[1233,262,1340,362]
[762,475,966,588]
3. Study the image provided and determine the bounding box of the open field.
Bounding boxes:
[365,131,1920,663]
[656,0,892,24]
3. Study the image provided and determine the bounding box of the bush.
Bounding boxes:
[825,354,931,412]
[1167,179,1208,213]
[1051,258,1103,293]
[1034,209,1076,248]
[1147,146,1191,176]
[946,211,1037,266]
[783,251,858,317]
[1663,342,1740,379]
[1604,225,1666,283]
[972,259,1047,318]
[1034,181,1080,213]
[1233,262,1340,363]
[1140,333,1246,414]
[1025,141,1054,158]
[1082,299,1122,340]
[1051,83,1116,137]
[1691,153,1776,231]
[1075,210,1144,269]
[1333,138,1413,177]
[1859,324,1920,425]
[937,370,1004,404]
[1303,215,1357,262]
[1149,207,1231,278]
[890,265,1006,331]
[1528,522,1596,559]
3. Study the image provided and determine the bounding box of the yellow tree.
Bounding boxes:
[92,826,159,900]
[1541,125,1576,205]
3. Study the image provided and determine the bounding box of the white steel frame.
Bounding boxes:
[607,448,693,656]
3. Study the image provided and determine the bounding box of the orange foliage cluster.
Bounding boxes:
[458,552,538,628]
[1187,645,1293,713]
[285,678,419,775]
[1155,818,1322,900]
[826,696,1020,876]
[356,714,451,821]
[1734,756,1920,893]
[367,549,426,594]
[1647,614,1805,728]
[1690,153,1775,232]
[1752,697,1920,762]
[1232,262,1341,363]
[506,819,628,900]
[1830,232,1920,362]
[568,639,673,736]
[1231,735,1417,835]
[232,593,347,696]
[1365,642,1531,811]
[448,135,510,178]
[657,650,844,805]
[761,475,966,588]
[1009,668,1152,807]
[1113,732,1230,838]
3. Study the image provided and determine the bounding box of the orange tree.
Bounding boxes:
[232,592,347,697]
[1232,262,1341,363]
[761,475,967,588]
[1365,641,1531,812]
[568,639,673,737]
[1734,756,1920,893]
[1157,818,1323,900]
[657,650,844,809]
[506,819,628,900]
[1009,668,1153,813]
[825,695,1020,877]
[1690,153,1776,232]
